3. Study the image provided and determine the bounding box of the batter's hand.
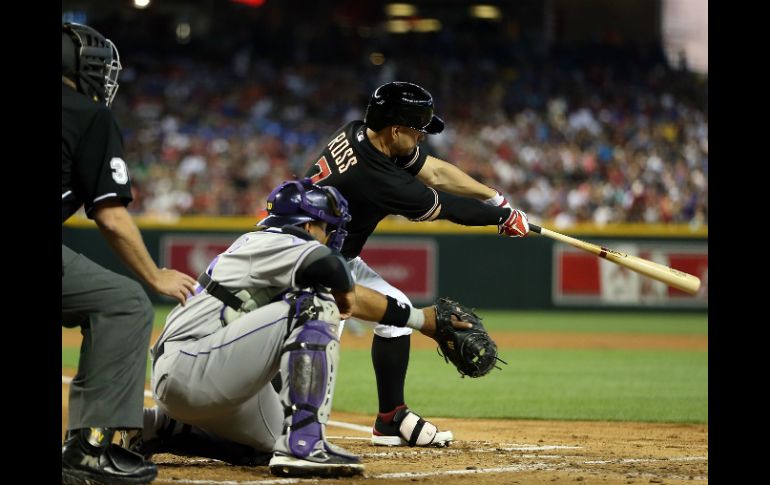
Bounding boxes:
[152,268,197,305]
[499,208,530,237]
[332,289,356,320]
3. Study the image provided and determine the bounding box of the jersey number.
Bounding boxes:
[310,156,332,184]
[110,157,129,184]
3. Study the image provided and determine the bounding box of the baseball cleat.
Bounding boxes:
[372,405,454,447]
[269,452,364,478]
[63,428,157,485]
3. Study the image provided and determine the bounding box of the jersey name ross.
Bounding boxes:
[327,132,358,173]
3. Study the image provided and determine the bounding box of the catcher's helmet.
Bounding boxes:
[364,81,445,134]
[62,22,122,106]
[257,179,351,251]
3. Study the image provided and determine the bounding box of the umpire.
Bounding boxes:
[62,22,196,485]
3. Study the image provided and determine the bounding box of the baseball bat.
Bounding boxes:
[528,224,701,295]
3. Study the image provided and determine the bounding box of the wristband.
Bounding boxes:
[381,295,411,327]
[485,189,505,207]
[381,295,425,330]
[405,306,425,330]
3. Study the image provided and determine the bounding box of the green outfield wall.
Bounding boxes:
[63,216,708,310]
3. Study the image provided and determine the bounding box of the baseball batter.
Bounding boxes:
[304,81,530,446]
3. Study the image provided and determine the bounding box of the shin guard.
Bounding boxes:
[275,320,355,461]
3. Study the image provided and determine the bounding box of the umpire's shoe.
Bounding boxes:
[62,427,158,485]
[372,405,454,447]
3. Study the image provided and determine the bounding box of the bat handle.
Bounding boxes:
[528,223,542,234]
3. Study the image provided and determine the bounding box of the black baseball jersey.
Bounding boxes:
[62,84,133,223]
[304,120,439,259]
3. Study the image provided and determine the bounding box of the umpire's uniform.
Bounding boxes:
[62,83,154,430]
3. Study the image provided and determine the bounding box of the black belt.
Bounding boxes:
[198,272,244,311]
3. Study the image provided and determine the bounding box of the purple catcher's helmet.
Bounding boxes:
[257,178,351,251]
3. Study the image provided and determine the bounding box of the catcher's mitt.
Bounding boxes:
[433,297,507,378]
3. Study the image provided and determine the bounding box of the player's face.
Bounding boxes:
[392,126,425,156]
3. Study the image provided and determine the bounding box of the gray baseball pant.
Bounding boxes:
[62,244,154,430]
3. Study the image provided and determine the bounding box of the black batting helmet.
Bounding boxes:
[257,179,351,251]
[364,81,445,134]
[62,22,122,106]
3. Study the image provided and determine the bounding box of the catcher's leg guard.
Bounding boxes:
[270,320,363,478]
[372,405,454,447]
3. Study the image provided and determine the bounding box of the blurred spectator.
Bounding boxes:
[108,35,706,225]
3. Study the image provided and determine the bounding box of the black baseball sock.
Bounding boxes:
[371,334,410,413]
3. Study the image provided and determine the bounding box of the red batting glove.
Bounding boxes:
[499,208,530,237]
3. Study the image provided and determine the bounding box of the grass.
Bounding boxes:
[63,307,708,424]
[333,348,707,423]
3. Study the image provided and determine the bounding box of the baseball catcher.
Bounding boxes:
[433,298,506,378]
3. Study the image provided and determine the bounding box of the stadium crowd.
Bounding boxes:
[109,38,707,226]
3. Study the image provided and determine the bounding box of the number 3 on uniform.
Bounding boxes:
[110,157,129,184]
[310,156,332,184]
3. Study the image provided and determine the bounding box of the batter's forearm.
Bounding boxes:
[419,156,497,200]
[434,190,509,226]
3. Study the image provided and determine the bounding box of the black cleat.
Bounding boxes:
[62,428,158,485]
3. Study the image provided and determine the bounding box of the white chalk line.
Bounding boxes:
[62,375,707,483]
[326,420,370,433]
[585,457,708,465]
[153,480,299,485]
[377,462,558,479]
[359,445,584,459]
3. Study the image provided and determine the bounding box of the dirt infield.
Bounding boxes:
[62,328,707,484]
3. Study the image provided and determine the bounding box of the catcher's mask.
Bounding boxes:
[257,178,351,251]
[62,22,122,107]
[364,81,445,134]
